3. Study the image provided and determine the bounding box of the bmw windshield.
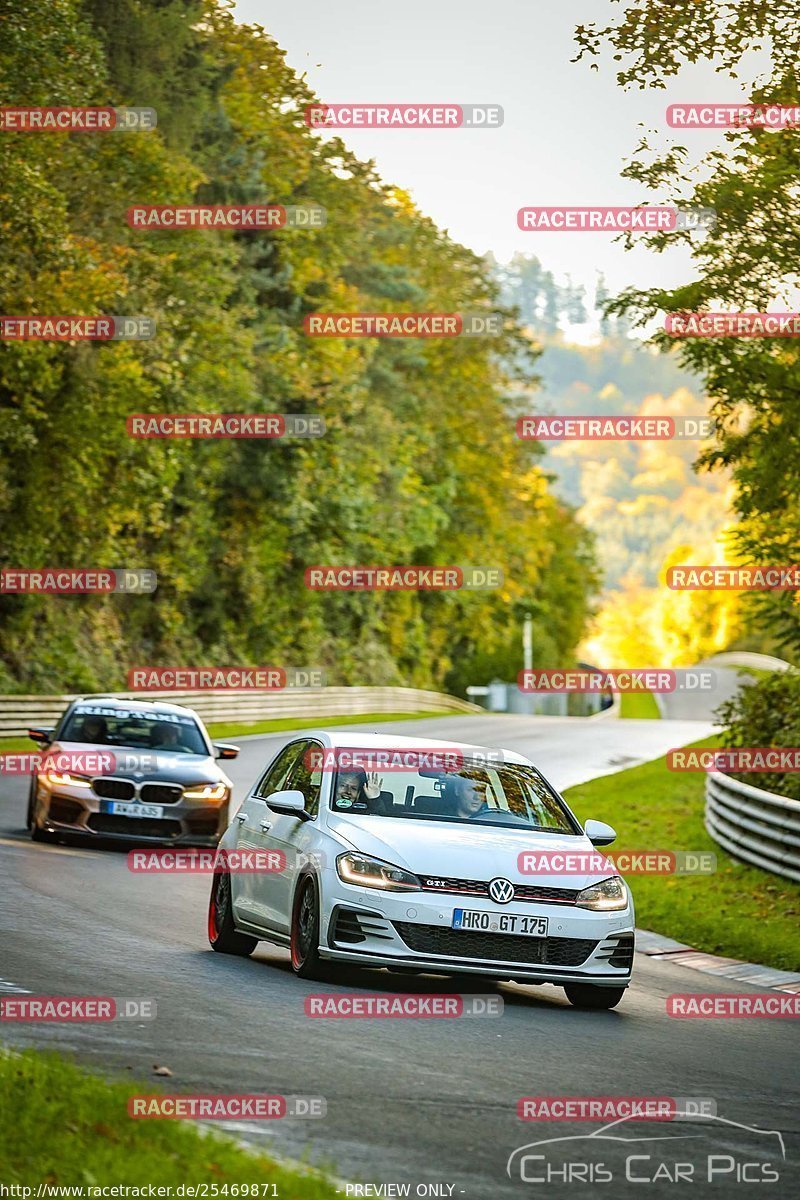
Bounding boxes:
[61,705,209,756]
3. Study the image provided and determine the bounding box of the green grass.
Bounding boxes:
[0,736,33,752]
[619,691,661,719]
[564,735,800,972]
[0,1049,338,1194]
[206,709,458,740]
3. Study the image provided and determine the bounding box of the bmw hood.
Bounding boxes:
[54,740,229,787]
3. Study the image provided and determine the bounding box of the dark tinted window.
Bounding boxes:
[61,705,207,756]
[254,742,304,798]
[286,740,323,818]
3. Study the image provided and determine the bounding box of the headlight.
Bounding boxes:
[44,771,92,789]
[182,782,228,801]
[336,852,421,892]
[576,876,629,911]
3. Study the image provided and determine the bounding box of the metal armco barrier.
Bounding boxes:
[0,686,481,738]
[705,770,800,883]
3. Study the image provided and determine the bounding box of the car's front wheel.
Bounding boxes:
[208,870,257,956]
[290,875,329,980]
[564,983,627,1010]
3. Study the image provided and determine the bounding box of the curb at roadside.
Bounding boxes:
[636,927,800,994]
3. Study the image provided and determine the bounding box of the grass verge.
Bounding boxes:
[563,735,800,972]
[205,709,458,740]
[0,1048,338,1195]
[619,691,661,719]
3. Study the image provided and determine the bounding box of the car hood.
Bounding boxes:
[325,813,614,890]
[51,740,229,786]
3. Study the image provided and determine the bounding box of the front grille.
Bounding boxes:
[393,922,597,967]
[419,876,579,905]
[93,778,135,801]
[87,814,182,839]
[141,783,183,805]
[48,797,84,825]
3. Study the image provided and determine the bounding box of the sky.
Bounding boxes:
[233,0,760,331]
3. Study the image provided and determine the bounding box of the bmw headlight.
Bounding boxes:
[44,771,92,789]
[183,782,228,801]
[576,876,629,911]
[336,852,421,892]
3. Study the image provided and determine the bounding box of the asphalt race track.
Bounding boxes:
[1,715,797,1198]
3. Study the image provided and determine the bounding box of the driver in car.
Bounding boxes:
[450,775,491,819]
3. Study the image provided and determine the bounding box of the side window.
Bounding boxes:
[254,742,304,799]
[286,740,323,819]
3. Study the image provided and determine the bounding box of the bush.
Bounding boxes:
[715,671,800,800]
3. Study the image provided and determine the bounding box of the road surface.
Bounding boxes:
[1,715,795,1198]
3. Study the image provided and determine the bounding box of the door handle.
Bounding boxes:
[236,813,246,824]
[259,821,272,832]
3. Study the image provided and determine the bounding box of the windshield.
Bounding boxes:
[61,705,208,756]
[330,759,578,833]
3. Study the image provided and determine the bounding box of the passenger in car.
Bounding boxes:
[334,768,386,813]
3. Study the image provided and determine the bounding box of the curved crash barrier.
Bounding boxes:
[705,770,800,883]
[0,686,481,739]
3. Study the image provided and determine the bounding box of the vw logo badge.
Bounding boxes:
[488,877,515,905]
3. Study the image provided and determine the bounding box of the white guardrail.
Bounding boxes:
[0,687,482,739]
[705,770,800,883]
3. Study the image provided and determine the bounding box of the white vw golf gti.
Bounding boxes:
[208,732,634,1008]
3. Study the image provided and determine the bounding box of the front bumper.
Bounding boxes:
[33,780,229,846]
[320,882,634,986]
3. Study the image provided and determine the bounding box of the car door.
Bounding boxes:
[248,738,324,935]
[230,740,304,929]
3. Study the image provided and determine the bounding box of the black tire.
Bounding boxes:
[290,875,330,980]
[25,779,36,831]
[30,794,57,843]
[208,869,257,956]
[564,983,627,1010]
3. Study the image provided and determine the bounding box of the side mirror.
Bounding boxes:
[266,788,308,819]
[28,727,55,745]
[584,819,616,847]
[214,743,240,760]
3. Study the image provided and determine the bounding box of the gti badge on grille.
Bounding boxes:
[488,877,515,904]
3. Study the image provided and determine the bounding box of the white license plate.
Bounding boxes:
[107,801,164,819]
[452,909,548,937]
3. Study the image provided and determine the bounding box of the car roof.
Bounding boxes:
[294,729,531,767]
[71,696,201,718]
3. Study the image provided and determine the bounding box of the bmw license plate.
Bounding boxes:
[104,801,164,819]
[452,909,548,936]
